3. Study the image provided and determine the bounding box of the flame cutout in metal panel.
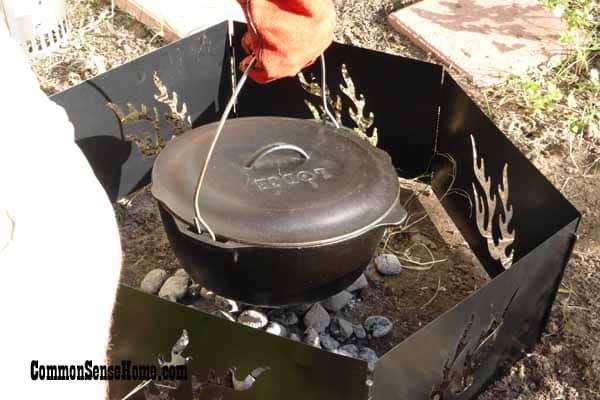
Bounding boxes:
[298,64,378,146]
[471,135,515,269]
[431,289,518,400]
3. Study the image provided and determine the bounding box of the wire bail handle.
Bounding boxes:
[193,13,337,239]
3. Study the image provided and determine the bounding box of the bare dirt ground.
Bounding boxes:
[31,0,600,399]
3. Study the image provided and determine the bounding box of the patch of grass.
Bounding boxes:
[489,0,599,141]
[543,0,599,70]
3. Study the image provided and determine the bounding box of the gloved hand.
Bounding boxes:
[237,0,336,83]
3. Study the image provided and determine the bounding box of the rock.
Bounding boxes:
[346,274,369,292]
[289,333,301,342]
[303,327,321,348]
[365,262,382,282]
[330,317,354,341]
[353,324,367,340]
[268,310,299,326]
[265,322,287,337]
[365,316,393,338]
[336,344,359,358]
[215,296,240,313]
[140,269,168,295]
[322,291,353,312]
[374,254,403,276]
[359,347,378,372]
[174,268,190,279]
[158,274,190,302]
[238,310,268,329]
[319,333,340,351]
[303,303,330,333]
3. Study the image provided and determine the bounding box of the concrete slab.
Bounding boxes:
[388,0,569,86]
[114,0,244,42]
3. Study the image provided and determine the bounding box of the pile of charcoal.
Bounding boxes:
[139,254,402,373]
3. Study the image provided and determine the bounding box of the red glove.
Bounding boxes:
[237,0,336,83]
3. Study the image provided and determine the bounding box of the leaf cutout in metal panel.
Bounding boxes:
[158,329,192,369]
[107,72,192,157]
[135,329,270,400]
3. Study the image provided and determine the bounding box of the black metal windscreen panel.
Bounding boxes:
[373,72,580,400]
[109,286,368,400]
[50,22,231,201]
[432,74,580,277]
[51,22,580,400]
[231,22,443,178]
[373,219,578,400]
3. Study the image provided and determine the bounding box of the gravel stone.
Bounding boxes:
[336,344,359,358]
[322,291,353,312]
[330,317,354,341]
[140,269,168,295]
[265,322,287,337]
[303,303,331,332]
[174,268,190,279]
[346,274,369,292]
[304,327,321,348]
[158,274,190,302]
[289,333,301,342]
[269,310,299,326]
[359,347,378,372]
[353,324,367,339]
[215,296,240,313]
[365,262,383,282]
[374,254,403,275]
[319,333,340,351]
[238,310,269,329]
[365,316,394,338]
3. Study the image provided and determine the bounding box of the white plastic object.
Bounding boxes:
[0,3,9,35]
[1,0,70,56]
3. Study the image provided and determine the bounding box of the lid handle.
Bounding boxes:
[193,51,336,241]
[245,143,310,169]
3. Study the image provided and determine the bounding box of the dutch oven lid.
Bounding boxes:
[152,117,400,246]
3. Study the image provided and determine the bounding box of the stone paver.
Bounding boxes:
[115,0,244,41]
[388,0,568,86]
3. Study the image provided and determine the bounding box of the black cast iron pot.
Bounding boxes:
[152,117,407,307]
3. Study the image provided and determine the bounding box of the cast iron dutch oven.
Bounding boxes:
[152,116,407,307]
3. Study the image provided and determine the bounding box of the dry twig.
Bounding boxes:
[420,277,442,309]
